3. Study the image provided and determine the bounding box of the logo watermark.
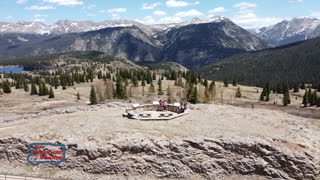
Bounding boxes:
[27,143,66,166]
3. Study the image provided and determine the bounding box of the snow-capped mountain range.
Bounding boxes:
[249,17,320,46]
[0,20,146,35]
[2,16,320,48]
[0,16,229,35]
[0,16,268,70]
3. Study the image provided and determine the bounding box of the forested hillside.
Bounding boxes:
[199,37,320,86]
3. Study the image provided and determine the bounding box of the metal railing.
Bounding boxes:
[0,174,50,180]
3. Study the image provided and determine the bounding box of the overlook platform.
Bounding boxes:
[124,103,189,120]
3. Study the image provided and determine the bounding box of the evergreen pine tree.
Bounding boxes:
[77,92,80,100]
[307,88,312,103]
[311,91,317,106]
[15,80,21,89]
[293,83,300,93]
[203,87,210,103]
[152,72,156,80]
[317,96,320,107]
[283,91,290,106]
[300,83,306,90]
[235,87,242,98]
[209,81,216,100]
[158,78,163,95]
[42,83,49,96]
[303,90,308,107]
[167,86,172,103]
[2,81,11,94]
[282,83,291,106]
[141,78,146,86]
[48,87,55,98]
[260,88,266,101]
[23,81,29,92]
[265,83,271,101]
[203,79,208,88]
[189,86,198,104]
[232,79,237,86]
[90,85,97,105]
[116,78,127,99]
[38,83,46,96]
[30,83,38,95]
[223,78,229,87]
[132,75,138,87]
[149,83,155,94]
[97,70,102,79]
[177,77,183,87]
[53,76,59,89]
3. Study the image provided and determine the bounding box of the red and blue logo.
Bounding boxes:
[27,143,66,166]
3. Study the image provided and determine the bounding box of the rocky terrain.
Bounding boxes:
[0,102,319,180]
[250,17,320,46]
[0,17,268,70]
[160,18,268,70]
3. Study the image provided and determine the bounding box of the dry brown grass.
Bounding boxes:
[0,76,319,120]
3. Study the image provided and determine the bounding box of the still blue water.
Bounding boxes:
[0,66,24,73]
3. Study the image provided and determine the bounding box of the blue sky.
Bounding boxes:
[0,0,319,28]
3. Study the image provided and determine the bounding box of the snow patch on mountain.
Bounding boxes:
[0,17,230,36]
[252,17,320,46]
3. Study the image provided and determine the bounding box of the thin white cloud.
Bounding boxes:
[165,0,199,8]
[232,12,287,28]
[110,13,122,20]
[234,2,256,9]
[16,0,28,4]
[83,4,96,9]
[158,16,182,23]
[136,15,183,24]
[99,8,127,20]
[231,2,286,29]
[25,5,56,10]
[32,14,48,22]
[43,0,83,6]
[175,9,203,18]
[5,16,13,20]
[310,11,320,18]
[154,10,166,16]
[101,8,127,13]
[137,9,203,25]
[140,16,157,24]
[289,0,303,3]
[34,14,48,18]
[208,7,227,13]
[142,2,161,10]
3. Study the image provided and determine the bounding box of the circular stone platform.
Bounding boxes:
[124,104,189,120]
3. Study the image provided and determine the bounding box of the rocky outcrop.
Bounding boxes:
[251,17,320,46]
[160,20,269,70]
[0,137,319,179]
[0,102,129,123]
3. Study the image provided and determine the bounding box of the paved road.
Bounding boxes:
[0,175,50,180]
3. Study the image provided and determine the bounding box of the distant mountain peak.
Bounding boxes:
[0,17,231,35]
[251,17,320,46]
[183,16,228,26]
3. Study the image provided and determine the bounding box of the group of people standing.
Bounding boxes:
[158,99,187,113]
